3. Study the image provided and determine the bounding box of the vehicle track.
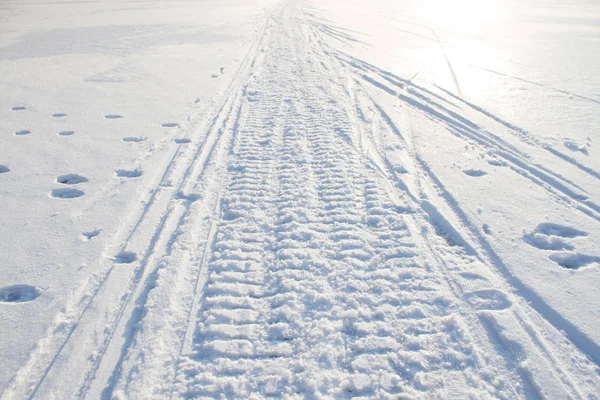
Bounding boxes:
[6,0,600,399]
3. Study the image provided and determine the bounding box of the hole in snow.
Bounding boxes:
[113,251,137,264]
[0,285,40,303]
[50,188,85,199]
[57,174,88,185]
[173,138,191,144]
[115,169,143,178]
[122,136,146,143]
[463,169,487,177]
[82,230,101,240]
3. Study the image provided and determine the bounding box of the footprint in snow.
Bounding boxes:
[457,272,495,293]
[122,136,146,143]
[11,106,26,111]
[563,138,589,155]
[115,169,143,178]
[524,223,598,270]
[113,251,137,264]
[50,188,84,199]
[465,289,512,311]
[463,169,487,177]
[533,223,587,238]
[82,230,101,240]
[459,272,487,281]
[523,222,587,251]
[549,253,600,270]
[15,130,31,136]
[56,174,88,185]
[58,131,75,136]
[173,138,191,144]
[0,285,40,303]
[52,113,67,118]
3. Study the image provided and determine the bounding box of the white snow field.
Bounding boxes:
[1,0,600,398]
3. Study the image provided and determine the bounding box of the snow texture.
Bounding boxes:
[1,0,600,398]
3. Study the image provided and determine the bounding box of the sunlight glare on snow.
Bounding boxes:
[416,0,509,99]
[426,0,506,29]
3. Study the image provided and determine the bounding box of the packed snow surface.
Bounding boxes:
[1,0,600,398]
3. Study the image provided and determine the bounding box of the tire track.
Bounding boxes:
[173,3,518,398]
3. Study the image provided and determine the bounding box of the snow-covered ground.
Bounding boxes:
[1,0,600,398]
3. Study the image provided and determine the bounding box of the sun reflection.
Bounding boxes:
[399,0,510,99]
[424,0,507,33]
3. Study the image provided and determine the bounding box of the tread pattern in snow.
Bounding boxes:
[176,10,505,398]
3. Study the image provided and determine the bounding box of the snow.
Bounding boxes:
[1,0,600,398]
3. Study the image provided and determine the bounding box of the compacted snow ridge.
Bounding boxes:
[2,0,600,398]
